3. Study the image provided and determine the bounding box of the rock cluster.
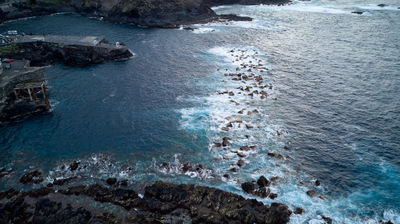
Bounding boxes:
[241,176,279,199]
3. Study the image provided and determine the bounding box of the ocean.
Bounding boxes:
[1,0,399,223]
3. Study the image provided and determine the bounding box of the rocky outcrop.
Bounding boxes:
[0,0,289,28]
[0,181,292,224]
[0,39,133,67]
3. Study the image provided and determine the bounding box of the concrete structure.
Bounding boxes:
[0,59,50,122]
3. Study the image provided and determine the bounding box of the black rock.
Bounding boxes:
[294,207,304,214]
[241,182,255,193]
[106,178,117,186]
[237,159,245,167]
[257,176,270,187]
[183,27,195,31]
[229,167,238,172]
[321,215,333,224]
[269,193,278,199]
[306,190,317,197]
[69,161,79,171]
[315,180,320,186]
[222,137,231,147]
[32,199,92,224]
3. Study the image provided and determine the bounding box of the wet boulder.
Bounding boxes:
[253,187,270,198]
[269,193,278,199]
[222,137,231,147]
[257,176,270,187]
[237,159,246,167]
[306,190,317,197]
[294,207,304,215]
[241,182,255,193]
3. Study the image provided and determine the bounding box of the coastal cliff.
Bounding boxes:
[0,0,290,27]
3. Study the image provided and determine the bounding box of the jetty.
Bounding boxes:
[0,59,50,123]
[0,32,133,66]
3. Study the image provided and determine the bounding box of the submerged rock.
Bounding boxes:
[294,207,304,215]
[306,190,317,197]
[20,170,43,184]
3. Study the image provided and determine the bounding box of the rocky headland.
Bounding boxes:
[0,178,292,224]
[0,0,291,28]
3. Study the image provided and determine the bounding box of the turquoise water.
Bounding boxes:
[1,0,400,223]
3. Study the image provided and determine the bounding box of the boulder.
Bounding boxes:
[241,182,255,193]
[257,176,270,187]
[294,207,304,214]
[237,159,246,167]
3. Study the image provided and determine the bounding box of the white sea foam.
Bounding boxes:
[192,27,218,34]
[197,19,281,31]
[176,44,400,223]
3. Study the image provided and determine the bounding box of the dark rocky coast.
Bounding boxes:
[0,178,292,224]
[0,0,291,28]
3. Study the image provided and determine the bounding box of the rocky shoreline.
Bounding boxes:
[0,179,292,224]
[0,0,290,28]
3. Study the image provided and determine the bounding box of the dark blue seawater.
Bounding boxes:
[1,0,400,223]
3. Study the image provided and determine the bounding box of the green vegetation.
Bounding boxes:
[0,44,18,54]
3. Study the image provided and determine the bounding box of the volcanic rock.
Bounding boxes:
[257,176,270,187]
[237,159,246,167]
[241,182,255,193]
[20,170,43,184]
